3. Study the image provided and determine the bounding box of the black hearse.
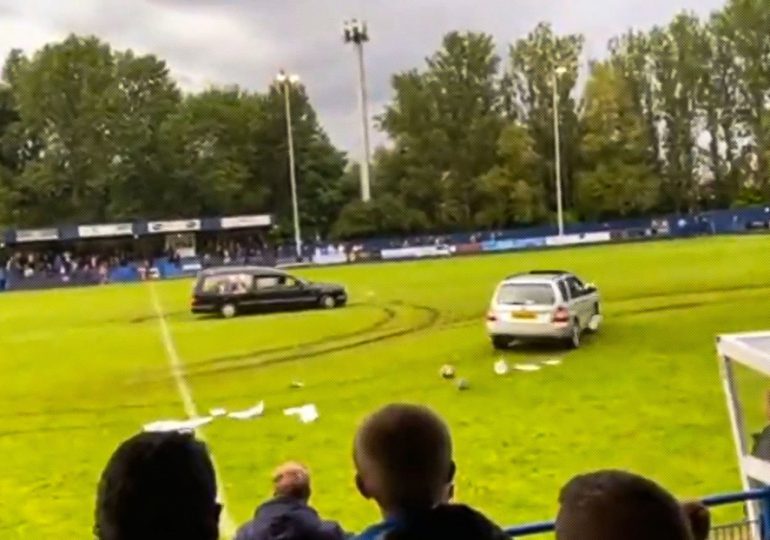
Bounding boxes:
[191,266,347,318]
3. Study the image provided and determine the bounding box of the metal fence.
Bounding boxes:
[505,488,770,539]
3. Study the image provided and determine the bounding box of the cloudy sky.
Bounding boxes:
[0,0,727,156]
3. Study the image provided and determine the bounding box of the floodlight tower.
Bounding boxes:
[343,18,372,202]
[552,66,568,238]
[275,70,302,259]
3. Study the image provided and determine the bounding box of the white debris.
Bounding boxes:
[228,401,265,420]
[290,381,305,389]
[143,416,213,433]
[543,359,562,366]
[209,407,228,417]
[493,359,510,375]
[588,314,602,331]
[284,404,319,424]
[513,363,541,372]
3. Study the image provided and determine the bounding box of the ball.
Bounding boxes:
[440,364,456,379]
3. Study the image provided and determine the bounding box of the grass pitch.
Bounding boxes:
[2,235,770,538]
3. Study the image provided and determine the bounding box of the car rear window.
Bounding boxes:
[496,283,555,305]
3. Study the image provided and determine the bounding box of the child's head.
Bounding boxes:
[354,403,455,515]
[555,470,702,540]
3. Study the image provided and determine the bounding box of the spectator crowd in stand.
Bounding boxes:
[94,403,712,540]
[5,250,133,283]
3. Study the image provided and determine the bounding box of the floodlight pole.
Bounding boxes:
[343,19,372,202]
[276,70,303,260]
[552,67,567,238]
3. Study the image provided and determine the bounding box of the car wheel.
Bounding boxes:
[492,336,512,350]
[319,295,336,309]
[220,303,237,319]
[567,322,581,349]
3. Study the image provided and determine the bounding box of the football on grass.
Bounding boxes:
[440,364,456,379]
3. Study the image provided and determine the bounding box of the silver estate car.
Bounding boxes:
[486,270,601,349]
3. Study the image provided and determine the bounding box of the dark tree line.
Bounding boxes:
[0,36,348,241]
[1,0,769,240]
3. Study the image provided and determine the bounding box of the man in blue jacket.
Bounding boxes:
[234,462,347,540]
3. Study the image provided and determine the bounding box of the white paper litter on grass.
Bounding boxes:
[143,416,213,433]
[284,404,319,424]
[513,363,541,372]
[228,401,265,420]
[542,359,563,366]
[493,359,510,375]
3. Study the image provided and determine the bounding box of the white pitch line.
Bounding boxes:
[148,283,237,538]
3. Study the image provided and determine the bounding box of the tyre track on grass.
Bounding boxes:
[183,303,398,369]
[174,303,441,380]
[131,303,397,383]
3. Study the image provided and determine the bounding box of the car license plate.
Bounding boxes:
[512,311,536,320]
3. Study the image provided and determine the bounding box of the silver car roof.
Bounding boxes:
[501,271,572,285]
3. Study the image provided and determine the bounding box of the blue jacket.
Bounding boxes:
[234,496,347,540]
[355,504,508,540]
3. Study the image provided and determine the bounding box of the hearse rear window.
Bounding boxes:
[201,274,253,294]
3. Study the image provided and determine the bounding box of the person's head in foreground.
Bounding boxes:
[354,403,455,515]
[555,470,710,540]
[234,460,346,540]
[95,430,221,540]
[354,403,508,540]
[272,461,312,501]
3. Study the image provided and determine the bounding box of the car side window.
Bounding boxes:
[567,277,584,299]
[255,276,280,290]
[557,280,570,302]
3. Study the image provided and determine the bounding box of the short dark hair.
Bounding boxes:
[556,470,693,540]
[354,403,453,511]
[95,431,220,540]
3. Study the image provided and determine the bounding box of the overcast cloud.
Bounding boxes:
[0,0,728,156]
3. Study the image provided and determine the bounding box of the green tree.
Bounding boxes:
[159,88,261,217]
[475,123,544,227]
[576,62,659,220]
[698,13,743,206]
[102,50,181,219]
[10,35,117,224]
[378,31,504,229]
[507,22,584,216]
[609,31,661,174]
[331,194,429,239]
[715,0,770,196]
[648,15,713,212]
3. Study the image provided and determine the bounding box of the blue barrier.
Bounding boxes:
[505,488,770,538]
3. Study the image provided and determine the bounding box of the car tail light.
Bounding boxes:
[486,310,497,322]
[552,306,570,323]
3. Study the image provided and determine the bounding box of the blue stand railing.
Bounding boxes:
[505,488,770,538]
